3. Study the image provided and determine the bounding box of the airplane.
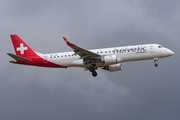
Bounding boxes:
[7,34,174,77]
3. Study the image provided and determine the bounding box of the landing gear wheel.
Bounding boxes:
[154,63,158,67]
[89,66,95,72]
[154,58,159,67]
[92,71,97,77]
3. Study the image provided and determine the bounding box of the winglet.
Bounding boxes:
[63,37,74,46]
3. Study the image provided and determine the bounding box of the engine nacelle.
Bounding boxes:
[101,55,123,65]
[101,55,117,64]
[102,63,122,72]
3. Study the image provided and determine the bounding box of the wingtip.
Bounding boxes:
[63,37,74,46]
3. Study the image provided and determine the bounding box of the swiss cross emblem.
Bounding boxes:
[16,43,28,54]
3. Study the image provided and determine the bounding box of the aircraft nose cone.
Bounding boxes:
[168,50,174,56]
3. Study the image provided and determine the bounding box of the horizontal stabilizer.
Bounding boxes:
[7,53,30,62]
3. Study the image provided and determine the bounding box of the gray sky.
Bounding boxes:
[0,0,180,120]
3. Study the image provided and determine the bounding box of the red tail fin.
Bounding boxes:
[10,34,37,58]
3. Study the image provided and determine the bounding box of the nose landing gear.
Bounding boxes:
[155,63,158,67]
[154,58,158,67]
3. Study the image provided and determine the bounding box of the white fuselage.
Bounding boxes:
[36,44,174,68]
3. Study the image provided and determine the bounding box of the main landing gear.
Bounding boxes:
[88,60,98,77]
[154,58,158,67]
[89,66,97,77]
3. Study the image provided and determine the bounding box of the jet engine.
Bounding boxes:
[102,63,122,72]
[101,55,123,65]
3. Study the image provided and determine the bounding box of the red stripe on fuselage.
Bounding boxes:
[16,56,67,68]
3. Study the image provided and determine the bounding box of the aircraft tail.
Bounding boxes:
[10,35,37,58]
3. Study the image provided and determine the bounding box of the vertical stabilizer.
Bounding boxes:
[10,35,37,58]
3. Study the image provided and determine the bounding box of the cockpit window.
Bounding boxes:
[158,46,162,48]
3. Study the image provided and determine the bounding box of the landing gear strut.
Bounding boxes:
[154,58,158,67]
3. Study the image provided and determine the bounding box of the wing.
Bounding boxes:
[63,37,102,62]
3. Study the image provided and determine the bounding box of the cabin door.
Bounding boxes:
[150,46,154,53]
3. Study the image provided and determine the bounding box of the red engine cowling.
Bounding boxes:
[102,63,122,72]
